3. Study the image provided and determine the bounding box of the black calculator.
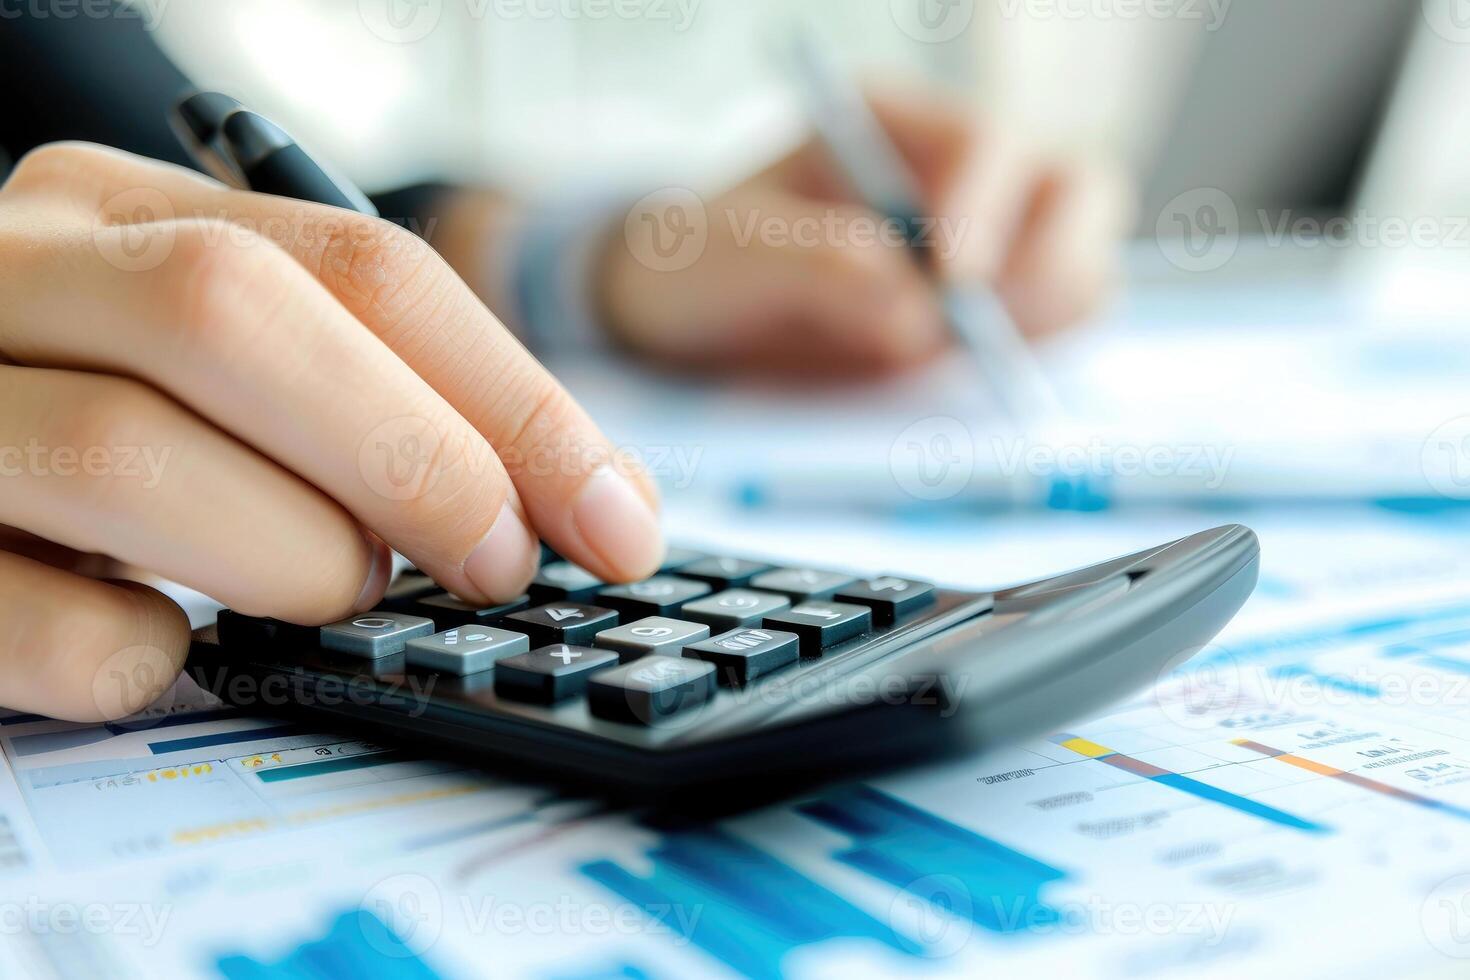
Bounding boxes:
[186,525,1258,800]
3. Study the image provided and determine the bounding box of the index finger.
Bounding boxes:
[36,145,667,584]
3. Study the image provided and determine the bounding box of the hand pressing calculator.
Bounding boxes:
[187,525,1257,800]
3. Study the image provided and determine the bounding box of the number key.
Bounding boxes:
[504,604,619,647]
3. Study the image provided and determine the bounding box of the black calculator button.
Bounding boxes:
[504,604,619,647]
[529,563,604,602]
[763,602,872,657]
[320,613,435,659]
[594,617,711,662]
[679,589,790,632]
[404,627,529,675]
[595,577,711,619]
[411,592,530,626]
[216,610,315,650]
[587,656,717,725]
[494,645,619,704]
[385,571,438,602]
[834,577,936,624]
[658,547,706,572]
[749,568,857,602]
[684,628,800,687]
[678,557,773,590]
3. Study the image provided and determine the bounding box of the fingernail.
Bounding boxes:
[464,502,541,602]
[573,465,664,580]
[353,536,394,613]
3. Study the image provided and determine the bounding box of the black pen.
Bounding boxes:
[172,92,377,216]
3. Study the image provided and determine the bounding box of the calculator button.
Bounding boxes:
[587,657,717,725]
[504,604,619,647]
[594,617,711,663]
[404,627,529,675]
[679,589,791,632]
[216,610,316,651]
[763,602,872,657]
[749,568,857,602]
[658,547,706,571]
[494,645,620,704]
[834,577,937,624]
[684,628,800,687]
[320,613,435,659]
[529,563,604,602]
[678,557,773,590]
[411,592,530,626]
[595,577,711,619]
[386,571,438,601]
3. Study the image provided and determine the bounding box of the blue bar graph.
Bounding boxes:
[798,787,1067,933]
[583,827,907,980]
[215,910,442,980]
[582,788,1068,978]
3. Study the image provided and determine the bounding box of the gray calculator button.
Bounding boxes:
[749,568,857,601]
[594,617,711,663]
[679,589,791,632]
[404,627,529,675]
[320,613,434,659]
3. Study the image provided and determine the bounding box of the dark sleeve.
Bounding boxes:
[0,2,194,170]
[0,2,453,235]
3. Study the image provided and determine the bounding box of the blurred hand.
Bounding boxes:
[0,143,662,721]
[598,87,1134,378]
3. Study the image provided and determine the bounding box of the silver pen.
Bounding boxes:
[785,29,1068,431]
